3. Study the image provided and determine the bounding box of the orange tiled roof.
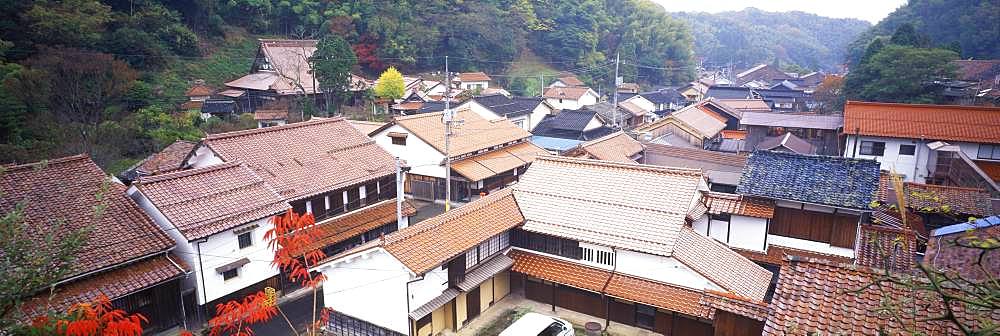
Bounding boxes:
[510,250,713,319]
[300,200,416,255]
[734,245,854,266]
[458,72,491,82]
[392,109,532,158]
[21,254,186,317]
[764,258,997,335]
[843,101,1000,144]
[204,117,396,201]
[703,192,775,219]
[673,228,773,301]
[135,162,290,240]
[925,222,1000,282]
[542,86,594,100]
[720,130,747,140]
[185,84,213,97]
[1,155,175,278]
[556,75,585,86]
[381,188,523,274]
[701,290,770,321]
[348,120,386,136]
[571,132,644,163]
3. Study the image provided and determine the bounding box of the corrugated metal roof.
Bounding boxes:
[456,254,513,291]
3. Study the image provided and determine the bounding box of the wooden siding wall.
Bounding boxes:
[713,311,764,336]
[769,207,858,248]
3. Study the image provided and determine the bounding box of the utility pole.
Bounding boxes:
[539,75,544,96]
[612,52,621,130]
[443,55,453,212]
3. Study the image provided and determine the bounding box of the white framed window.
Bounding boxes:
[978,144,1000,160]
[860,141,886,156]
[466,248,479,269]
[305,201,313,214]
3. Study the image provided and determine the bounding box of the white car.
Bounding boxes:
[499,312,574,336]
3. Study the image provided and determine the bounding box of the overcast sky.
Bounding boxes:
[652,0,907,23]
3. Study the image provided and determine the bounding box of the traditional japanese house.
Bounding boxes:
[3,155,186,333]
[370,109,548,202]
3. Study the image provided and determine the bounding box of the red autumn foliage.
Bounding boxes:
[207,291,278,336]
[353,35,383,71]
[29,295,147,336]
[206,210,330,335]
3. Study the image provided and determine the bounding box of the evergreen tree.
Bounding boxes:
[310,35,357,116]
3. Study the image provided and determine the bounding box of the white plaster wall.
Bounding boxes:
[128,186,279,305]
[583,116,604,131]
[460,81,489,91]
[545,98,581,110]
[615,250,723,291]
[318,249,411,334]
[457,100,497,121]
[728,216,768,252]
[187,144,224,169]
[528,103,554,130]
[197,217,280,303]
[408,266,449,310]
[843,135,928,182]
[708,218,729,242]
[625,96,655,113]
[578,91,599,107]
[371,124,447,179]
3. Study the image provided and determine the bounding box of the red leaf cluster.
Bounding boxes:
[31,295,147,336]
[207,291,278,336]
[353,35,383,71]
[266,211,328,289]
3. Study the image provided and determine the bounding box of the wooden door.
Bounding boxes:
[411,180,435,201]
[466,286,481,320]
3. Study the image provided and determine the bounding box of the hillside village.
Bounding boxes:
[2,1,1000,336]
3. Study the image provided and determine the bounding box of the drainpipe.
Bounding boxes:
[600,247,618,328]
[195,240,208,313]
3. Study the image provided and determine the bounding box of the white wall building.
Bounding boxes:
[843,101,1000,184]
[542,86,600,110]
[128,162,290,307]
[457,95,554,131]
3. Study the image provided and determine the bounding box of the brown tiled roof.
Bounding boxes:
[254,109,288,121]
[764,258,997,335]
[0,155,175,279]
[21,254,186,317]
[185,84,213,97]
[382,188,523,274]
[348,120,386,136]
[673,227,773,301]
[135,140,196,175]
[515,156,704,256]
[952,59,1000,82]
[843,101,1000,144]
[855,224,917,273]
[204,117,396,201]
[258,39,319,95]
[392,109,531,158]
[556,75,585,87]
[734,245,854,266]
[643,143,747,186]
[720,130,747,140]
[135,162,290,240]
[756,133,816,154]
[925,221,1000,282]
[903,182,993,217]
[180,100,204,110]
[703,192,775,219]
[510,250,712,319]
[458,72,491,82]
[571,132,644,163]
[542,86,594,100]
[701,290,770,321]
[618,101,646,117]
[302,200,417,255]
[717,99,771,113]
[450,141,548,182]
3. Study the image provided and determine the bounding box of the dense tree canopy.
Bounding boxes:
[847,0,999,64]
[670,8,871,72]
[845,43,958,104]
[311,35,357,115]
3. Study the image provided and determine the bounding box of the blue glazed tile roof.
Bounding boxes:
[736,150,880,209]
